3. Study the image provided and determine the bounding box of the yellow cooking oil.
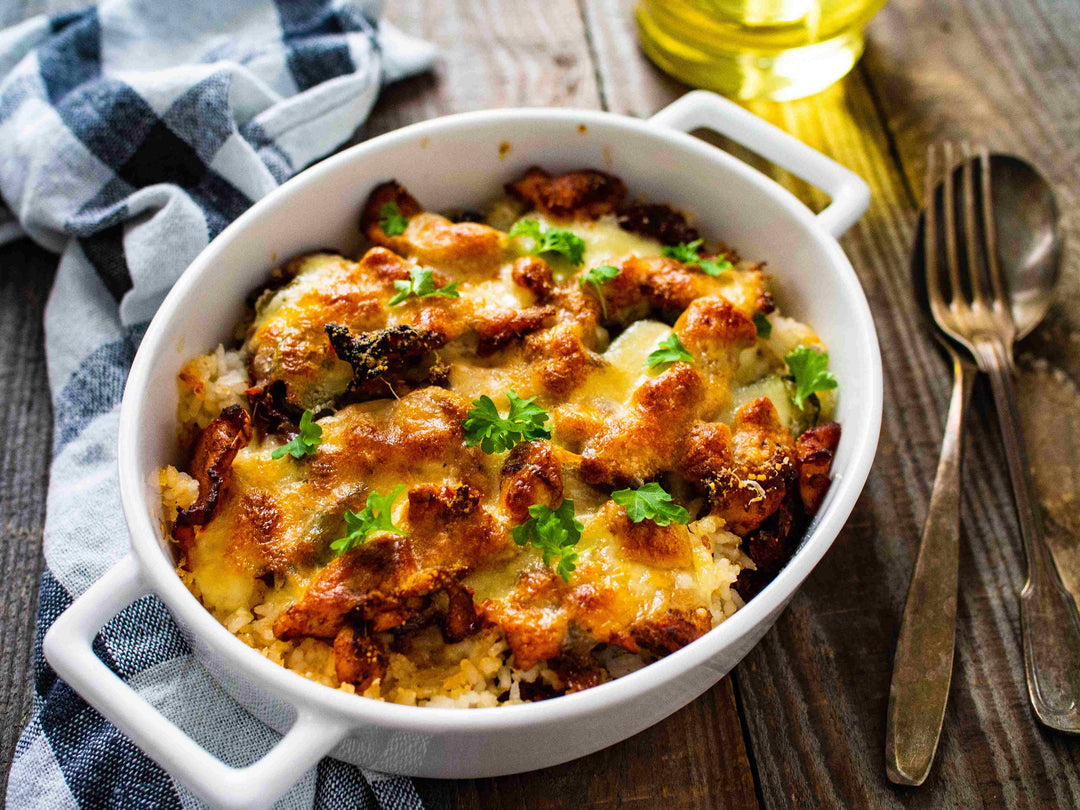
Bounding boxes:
[636,0,887,101]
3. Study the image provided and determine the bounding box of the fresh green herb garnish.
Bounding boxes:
[785,346,838,409]
[698,255,733,276]
[578,264,620,318]
[662,239,732,277]
[464,391,551,454]
[509,219,587,266]
[379,201,409,236]
[662,239,703,264]
[753,312,772,339]
[647,332,694,369]
[330,486,407,556]
[271,410,322,460]
[611,482,690,527]
[388,266,460,307]
[511,499,584,581]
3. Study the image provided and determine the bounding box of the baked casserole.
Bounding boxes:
[159,167,841,706]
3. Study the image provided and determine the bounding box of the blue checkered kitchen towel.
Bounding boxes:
[1,2,436,807]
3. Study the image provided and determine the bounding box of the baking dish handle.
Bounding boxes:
[43,555,351,810]
[649,90,870,238]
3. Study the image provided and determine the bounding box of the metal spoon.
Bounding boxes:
[958,155,1080,737]
[888,149,1075,787]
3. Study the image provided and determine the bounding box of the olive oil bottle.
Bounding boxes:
[636,0,887,101]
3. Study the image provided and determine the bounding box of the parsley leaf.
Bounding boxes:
[463,391,551,454]
[509,219,587,266]
[612,482,690,527]
[753,312,772,339]
[330,486,407,556]
[647,332,694,369]
[379,201,409,236]
[271,410,322,460]
[511,499,584,581]
[785,346,838,409]
[578,264,620,318]
[661,239,732,277]
[388,266,460,307]
[662,239,703,263]
[698,256,733,276]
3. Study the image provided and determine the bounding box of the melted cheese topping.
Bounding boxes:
[168,189,832,693]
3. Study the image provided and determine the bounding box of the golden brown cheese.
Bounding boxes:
[168,169,839,700]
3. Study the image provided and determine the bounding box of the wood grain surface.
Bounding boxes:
[3,0,1080,807]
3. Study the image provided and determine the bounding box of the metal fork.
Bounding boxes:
[917,143,1080,733]
[886,144,976,786]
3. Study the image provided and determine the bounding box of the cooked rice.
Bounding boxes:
[177,344,250,431]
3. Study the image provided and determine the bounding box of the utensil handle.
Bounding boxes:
[43,555,351,810]
[886,352,973,785]
[649,90,870,238]
[976,339,1080,733]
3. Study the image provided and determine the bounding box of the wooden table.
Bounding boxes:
[4,0,1080,807]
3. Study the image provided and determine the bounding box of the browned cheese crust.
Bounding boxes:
[173,168,840,697]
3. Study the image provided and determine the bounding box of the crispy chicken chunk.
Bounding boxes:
[616,201,700,246]
[581,363,705,487]
[362,180,505,272]
[274,483,501,642]
[680,397,796,536]
[796,422,841,514]
[173,405,252,554]
[507,167,627,220]
[500,441,565,522]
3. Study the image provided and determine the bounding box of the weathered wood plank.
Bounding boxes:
[433,676,757,810]
[366,0,603,138]
[0,242,56,802]
[582,0,1080,808]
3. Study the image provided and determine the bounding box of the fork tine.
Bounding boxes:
[924,144,944,318]
[941,141,965,312]
[960,141,991,309]
[978,146,1012,321]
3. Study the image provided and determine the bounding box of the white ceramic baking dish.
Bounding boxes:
[43,91,880,810]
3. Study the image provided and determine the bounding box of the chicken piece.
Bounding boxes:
[362,180,505,272]
[247,380,297,438]
[522,284,604,397]
[475,305,556,357]
[477,567,571,669]
[556,654,608,694]
[734,495,798,600]
[499,441,564,522]
[630,607,713,656]
[173,405,252,554]
[442,580,480,642]
[506,167,627,219]
[679,397,797,536]
[245,249,410,410]
[273,483,502,642]
[795,422,841,515]
[675,296,758,372]
[274,541,460,641]
[616,200,700,246]
[604,502,694,569]
[608,255,702,316]
[334,624,387,689]
[580,363,705,488]
[511,255,554,299]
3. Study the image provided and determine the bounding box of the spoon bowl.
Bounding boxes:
[911,153,1063,343]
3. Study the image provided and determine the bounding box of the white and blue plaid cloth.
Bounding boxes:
[1,2,436,807]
